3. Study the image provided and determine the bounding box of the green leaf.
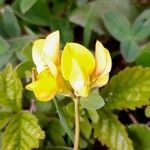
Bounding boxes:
[8,35,37,51]
[48,118,66,146]
[0,51,13,69]
[65,102,74,117]
[128,124,150,150]
[50,18,73,45]
[145,105,150,117]
[45,146,73,150]
[0,111,13,129]
[54,97,74,142]
[7,36,37,63]
[2,111,45,150]
[80,117,92,139]
[0,0,4,5]
[16,61,34,79]
[69,0,138,35]
[83,2,95,46]
[80,89,105,110]
[0,130,1,149]
[22,42,33,61]
[79,137,88,149]
[136,43,150,67]
[83,19,92,47]
[0,64,22,111]
[34,112,48,128]
[49,118,65,136]
[101,67,150,110]
[103,11,131,41]
[93,108,133,150]
[87,110,99,123]
[120,40,141,62]
[49,0,70,17]
[12,0,51,26]
[20,0,38,14]
[1,6,21,38]
[132,9,150,42]
[0,36,10,54]
[36,101,56,113]
[49,129,66,146]
[76,0,88,6]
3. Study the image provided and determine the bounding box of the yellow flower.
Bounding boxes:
[26,31,71,101]
[61,41,112,97]
[26,30,111,101]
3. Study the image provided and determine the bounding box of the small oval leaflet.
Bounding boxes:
[80,89,105,110]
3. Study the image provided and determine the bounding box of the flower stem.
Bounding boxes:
[73,97,80,150]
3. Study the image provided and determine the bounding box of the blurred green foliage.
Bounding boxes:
[0,0,150,150]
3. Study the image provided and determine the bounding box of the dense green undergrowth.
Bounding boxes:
[0,0,150,149]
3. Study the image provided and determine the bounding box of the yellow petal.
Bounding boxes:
[69,58,89,97]
[56,74,73,97]
[61,43,72,80]
[26,77,57,102]
[103,49,112,75]
[46,59,57,77]
[95,41,112,75]
[61,43,95,80]
[44,31,60,65]
[32,39,46,73]
[37,68,52,79]
[92,74,109,88]
[77,85,89,97]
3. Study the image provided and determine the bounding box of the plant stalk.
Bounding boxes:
[73,97,80,150]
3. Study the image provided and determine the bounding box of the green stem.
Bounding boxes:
[73,97,80,150]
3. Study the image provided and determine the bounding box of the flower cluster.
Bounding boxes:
[26,31,111,101]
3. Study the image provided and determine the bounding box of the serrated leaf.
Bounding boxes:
[1,6,21,38]
[0,64,22,111]
[2,111,45,150]
[103,11,131,41]
[20,0,38,14]
[145,105,150,117]
[128,124,150,150]
[120,40,141,62]
[80,90,105,110]
[69,0,138,35]
[132,9,150,42]
[101,67,150,110]
[0,111,13,129]
[93,108,133,150]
